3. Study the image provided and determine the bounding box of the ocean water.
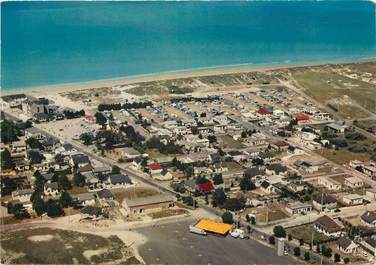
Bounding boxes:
[2,1,376,91]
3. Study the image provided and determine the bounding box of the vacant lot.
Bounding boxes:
[219,135,245,149]
[291,68,376,116]
[114,187,160,204]
[148,209,188,219]
[1,228,139,264]
[286,224,329,244]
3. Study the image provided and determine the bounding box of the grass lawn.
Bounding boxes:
[1,228,139,264]
[291,69,376,115]
[219,135,245,149]
[146,148,176,159]
[148,209,188,219]
[69,186,89,194]
[335,105,370,120]
[113,187,160,203]
[286,224,329,244]
[254,205,289,224]
[315,148,372,165]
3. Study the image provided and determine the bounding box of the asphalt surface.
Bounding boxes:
[136,219,298,265]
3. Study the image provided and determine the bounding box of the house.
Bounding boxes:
[97,189,114,204]
[363,166,376,177]
[336,237,358,254]
[312,194,337,211]
[361,211,376,226]
[80,206,102,220]
[318,177,341,191]
[260,180,275,194]
[11,189,34,202]
[288,180,306,192]
[148,162,163,175]
[122,194,174,216]
[14,159,30,172]
[105,174,133,189]
[271,140,289,151]
[153,169,173,181]
[44,182,59,196]
[92,166,111,177]
[295,114,310,123]
[293,160,319,174]
[342,194,363,205]
[244,167,264,178]
[42,137,61,152]
[349,160,364,169]
[257,107,272,115]
[265,163,287,176]
[344,176,364,189]
[74,193,96,206]
[196,181,215,194]
[11,140,26,153]
[116,147,141,160]
[286,202,313,215]
[25,127,44,140]
[70,153,91,168]
[325,123,347,134]
[314,215,343,237]
[360,237,376,255]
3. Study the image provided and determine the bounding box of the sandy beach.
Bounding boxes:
[3,59,375,97]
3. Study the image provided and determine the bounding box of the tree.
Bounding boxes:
[58,174,71,190]
[316,243,321,253]
[222,211,234,224]
[60,191,72,208]
[95,112,107,127]
[9,203,30,219]
[322,246,332,258]
[344,257,350,264]
[33,170,45,193]
[269,236,275,245]
[46,199,64,217]
[1,149,14,170]
[273,225,286,238]
[1,120,19,143]
[27,150,45,164]
[0,176,17,195]
[79,132,95,145]
[184,165,193,178]
[111,165,121,174]
[293,247,300,257]
[299,238,304,246]
[304,252,310,261]
[334,253,340,262]
[26,137,43,149]
[252,157,264,166]
[212,188,226,206]
[73,172,86,187]
[32,195,45,216]
[213,174,223,185]
[239,176,255,191]
[224,197,246,212]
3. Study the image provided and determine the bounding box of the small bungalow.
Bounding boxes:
[11,189,34,202]
[44,182,59,197]
[314,215,342,237]
[105,174,133,189]
[74,193,96,206]
[312,194,337,211]
[336,237,358,254]
[286,202,313,215]
[361,211,376,226]
[122,194,174,216]
[80,206,102,220]
[342,194,363,206]
[344,176,364,189]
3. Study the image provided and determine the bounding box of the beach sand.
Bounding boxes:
[4,59,374,97]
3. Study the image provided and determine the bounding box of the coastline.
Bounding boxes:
[2,58,376,97]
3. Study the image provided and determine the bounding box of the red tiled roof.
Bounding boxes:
[197,182,214,192]
[149,163,162,170]
[273,140,289,147]
[295,114,310,121]
[257,107,272,115]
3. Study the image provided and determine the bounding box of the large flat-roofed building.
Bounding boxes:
[195,219,233,236]
[122,194,174,216]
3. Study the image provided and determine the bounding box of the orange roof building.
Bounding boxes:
[195,219,233,235]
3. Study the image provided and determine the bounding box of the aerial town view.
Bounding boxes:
[1,1,376,265]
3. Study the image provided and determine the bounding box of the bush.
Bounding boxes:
[221,211,234,224]
[344,257,350,264]
[269,236,275,245]
[304,252,310,261]
[293,247,300,257]
[334,253,340,262]
[273,225,286,238]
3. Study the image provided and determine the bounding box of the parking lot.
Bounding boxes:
[136,219,297,265]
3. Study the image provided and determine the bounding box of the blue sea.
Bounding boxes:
[2,1,376,91]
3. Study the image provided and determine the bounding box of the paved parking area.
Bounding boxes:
[136,220,297,265]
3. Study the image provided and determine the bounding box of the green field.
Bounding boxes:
[291,68,376,117]
[286,224,329,244]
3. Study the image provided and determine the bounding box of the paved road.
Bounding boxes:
[136,219,297,265]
